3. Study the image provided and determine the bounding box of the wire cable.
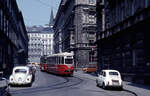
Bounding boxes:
[34,0,58,11]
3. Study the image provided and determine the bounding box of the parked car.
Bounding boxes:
[96,69,123,89]
[0,72,9,96]
[9,66,33,86]
[82,64,97,73]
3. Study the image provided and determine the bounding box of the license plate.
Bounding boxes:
[18,78,22,82]
[113,82,119,85]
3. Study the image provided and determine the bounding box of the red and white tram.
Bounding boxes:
[40,55,47,71]
[46,52,74,76]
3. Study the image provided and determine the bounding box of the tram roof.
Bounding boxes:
[47,52,74,57]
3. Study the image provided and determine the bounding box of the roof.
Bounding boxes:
[102,69,120,73]
[47,52,74,57]
[49,8,54,27]
[27,26,54,34]
[13,66,29,70]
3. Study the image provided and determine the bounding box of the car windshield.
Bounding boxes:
[65,59,73,64]
[15,69,27,74]
[109,72,119,76]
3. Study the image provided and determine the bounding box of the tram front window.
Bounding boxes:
[65,59,73,64]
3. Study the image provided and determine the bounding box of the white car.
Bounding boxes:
[9,66,33,86]
[96,70,123,89]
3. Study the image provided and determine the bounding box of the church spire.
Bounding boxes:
[49,8,54,28]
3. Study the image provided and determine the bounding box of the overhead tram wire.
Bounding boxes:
[35,0,50,8]
[34,0,58,11]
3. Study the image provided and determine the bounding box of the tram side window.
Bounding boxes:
[52,57,56,64]
[58,57,61,65]
[47,58,49,64]
[61,57,64,64]
[54,57,56,64]
[48,58,52,65]
[56,57,58,65]
[44,58,46,63]
[49,57,55,65]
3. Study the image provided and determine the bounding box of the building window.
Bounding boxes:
[89,0,94,4]
[83,14,89,24]
[0,11,1,29]
[145,0,148,8]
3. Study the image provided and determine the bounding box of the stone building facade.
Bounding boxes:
[96,0,150,83]
[28,28,42,63]
[27,25,54,63]
[54,0,97,68]
[27,9,54,63]
[0,0,29,75]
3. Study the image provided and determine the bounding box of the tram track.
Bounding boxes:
[10,74,84,95]
[61,76,84,88]
[77,73,138,96]
[10,71,138,96]
[123,89,138,96]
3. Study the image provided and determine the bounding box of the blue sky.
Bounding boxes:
[16,0,61,26]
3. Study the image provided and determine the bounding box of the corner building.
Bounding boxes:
[54,0,97,68]
[97,0,150,83]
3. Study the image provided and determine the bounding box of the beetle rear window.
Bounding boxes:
[109,72,118,76]
[15,69,27,73]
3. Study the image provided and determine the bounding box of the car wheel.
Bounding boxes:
[96,80,99,86]
[7,93,11,96]
[69,74,73,77]
[120,86,123,90]
[33,76,35,82]
[9,84,13,87]
[102,82,106,89]
[28,83,32,87]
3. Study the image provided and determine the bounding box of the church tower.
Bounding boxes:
[49,8,54,28]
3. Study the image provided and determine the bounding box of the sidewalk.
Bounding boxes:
[75,71,150,96]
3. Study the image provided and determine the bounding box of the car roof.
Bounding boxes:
[13,66,29,70]
[102,69,120,73]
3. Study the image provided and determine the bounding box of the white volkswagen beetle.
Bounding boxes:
[96,69,123,89]
[9,66,33,86]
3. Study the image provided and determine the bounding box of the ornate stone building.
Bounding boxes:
[27,25,54,63]
[96,0,150,83]
[54,0,97,68]
[27,9,54,63]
